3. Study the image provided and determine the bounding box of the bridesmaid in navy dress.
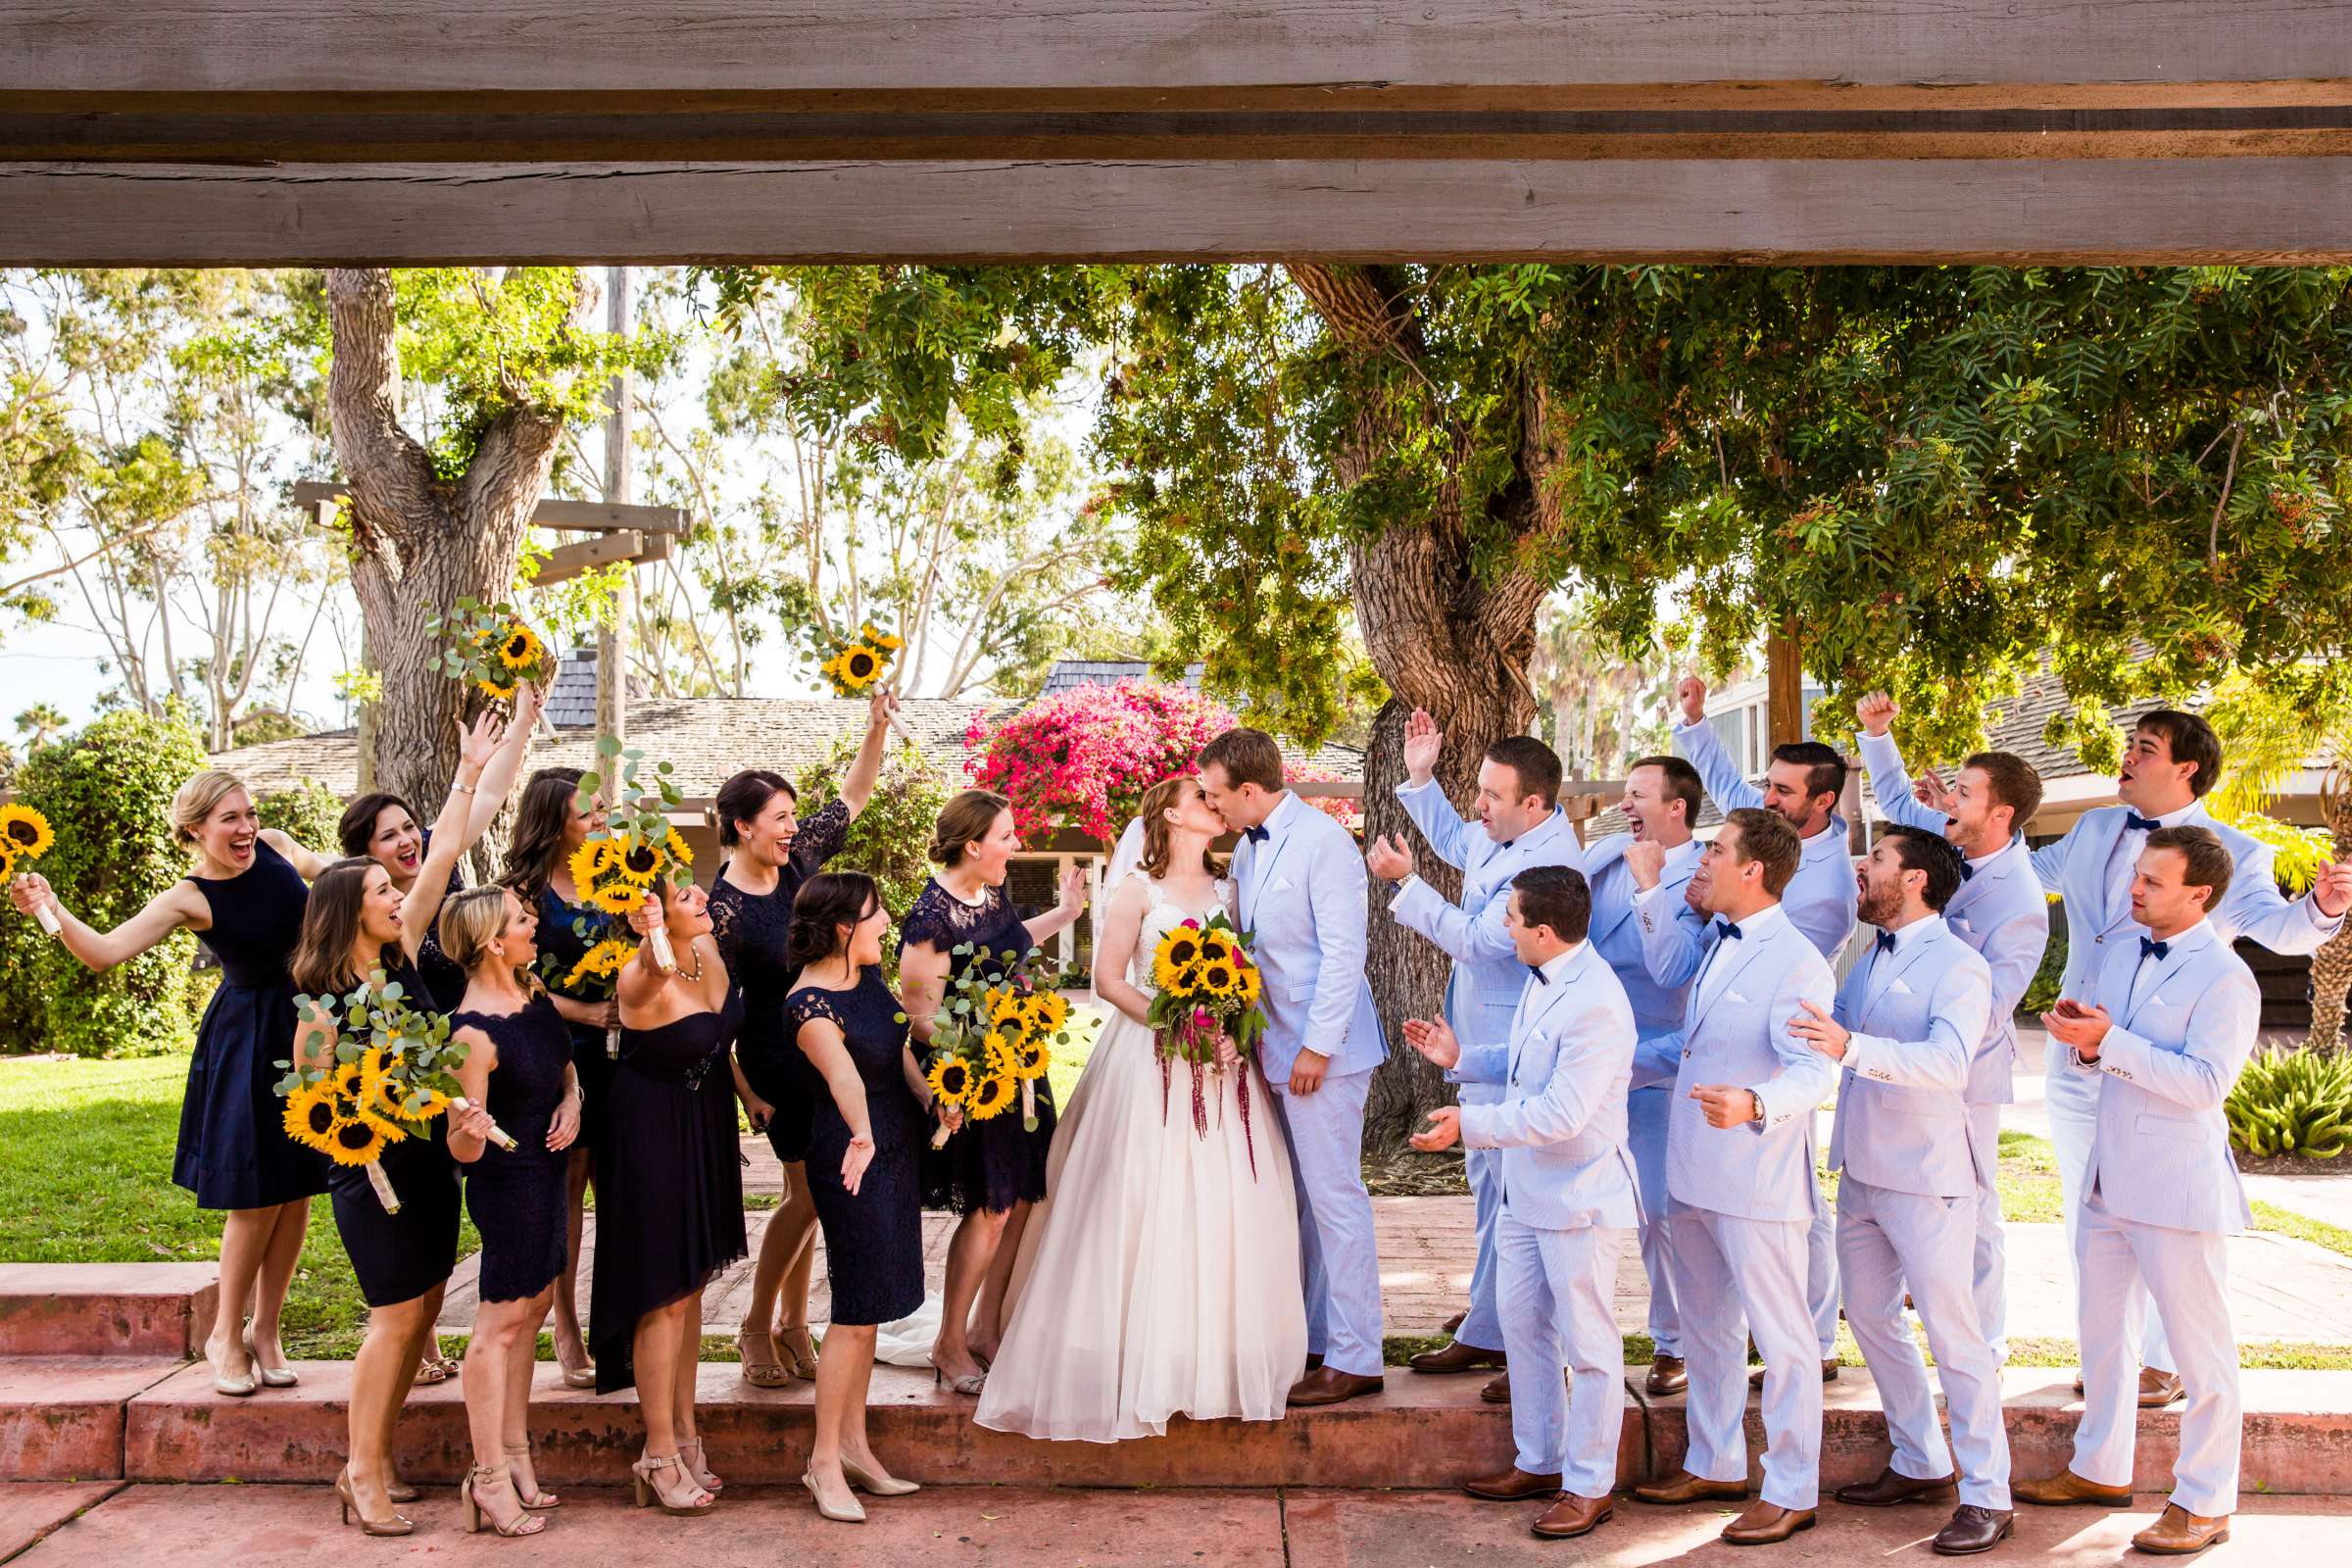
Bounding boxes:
[286,714,514,1537]
[590,882,745,1518]
[10,768,337,1398]
[788,872,938,1524]
[441,884,582,1539]
[896,789,1089,1395]
[708,685,896,1390]
[498,766,615,1389]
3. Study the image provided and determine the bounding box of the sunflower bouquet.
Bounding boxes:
[1144,913,1270,1171]
[274,968,514,1212]
[0,804,59,935]
[912,942,1074,1146]
[808,618,902,698]
[572,735,692,1027]
[549,918,637,1059]
[425,597,561,733]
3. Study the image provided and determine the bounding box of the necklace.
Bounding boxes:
[673,936,707,984]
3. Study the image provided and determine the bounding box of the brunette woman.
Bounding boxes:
[789,872,939,1522]
[10,769,341,1396]
[590,883,744,1517]
[498,766,614,1388]
[286,714,512,1536]
[898,789,1088,1394]
[441,885,581,1539]
[710,686,895,1388]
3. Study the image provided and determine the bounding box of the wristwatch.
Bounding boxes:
[1748,1090,1766,1125]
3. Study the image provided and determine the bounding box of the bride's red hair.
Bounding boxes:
[1136,776,1229,882]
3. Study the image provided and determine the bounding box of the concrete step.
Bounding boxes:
[106,1359,2352,1494]
[0,1265,219,1359]
[0,1358,185,1481]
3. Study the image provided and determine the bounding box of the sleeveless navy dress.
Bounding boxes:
[792,971,925,1326]
[590,988,748,1394]
[535,884,621,1149]
[900,878,1054,1215]
[179,839,329,1210]
[450,996,572,1303]
[325,958,463,1308]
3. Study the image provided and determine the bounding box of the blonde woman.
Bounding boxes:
[10,769,336,1396]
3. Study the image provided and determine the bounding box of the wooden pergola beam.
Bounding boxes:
[289,481,685,535]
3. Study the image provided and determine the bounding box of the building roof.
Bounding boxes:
[1036,659,1205,697]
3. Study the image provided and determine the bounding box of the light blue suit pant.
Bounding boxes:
[1626,1084,1681,1357]
[1270,1066,1384,1378]
[1803,1139,1838,1358]
[1496,1212,1629,1496]
[1454,1085,1506,1352]
[2048,1063,2175,1371]
[1965,1101,2008,1359]
[1838,1176,2012,1508]
[1671,1200,1822,1510]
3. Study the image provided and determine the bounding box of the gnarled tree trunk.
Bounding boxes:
[2308,768,2352,1055]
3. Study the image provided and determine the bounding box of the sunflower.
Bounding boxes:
[926,1054,972,1106]
[983,1036,1019,1082]
[612,837,665,886]
[1009,1038,1051,1081]
[359,1048,408,1122]
[861,621,904,653]
[332,1059,368,1106]
[324,1116,392,1167]
[990,992,1027,1029]
[407,1084,452,1120]
[1197,931,1233,966]
[281,1080,343,1152]
[1199,959,1239,999]
[663,829,694,867]
[1158,928,1202,971]
[1031,992,1070,1033]
[586,879,642,916]
[566,937,636,986]
[0,805,55,860]
[837,644,881,690]
[568,838,620,890]
[1236,964,1262,1004]
[475,673,519,701]
[495,620,544,671]
[968,1070,1017,1120]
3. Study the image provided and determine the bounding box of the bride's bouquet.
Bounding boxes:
[913,943,1072,1144]
[1144,913,1269,1175]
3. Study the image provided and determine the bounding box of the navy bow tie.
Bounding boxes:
[1244,824,1270,844]
[2125,811,2163,833]
[1959,863,1975,882]
[1714,919,1742,942]
[2140,936,2170,960]
[1876,929,1898,955]
[1527,964,1548,985]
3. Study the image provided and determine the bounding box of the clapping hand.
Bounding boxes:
[1402,708,1444,786]
[1624,838,1666,891]
[1856,691,1896,737]
[1364,833,1415,884]
[2041,998,2112,1057]
[1676,675,1708,726]
[1400,1015,1461,1069]
[1788,1000,1850,1061]
[2312,857,2352,919]
[1690,1083,1759,1129]
[1912,766,1955,814]
[1410,1106,1462,1152]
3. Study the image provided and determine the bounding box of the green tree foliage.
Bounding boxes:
[789,739,948,967]
[253,778,342,860]
[0,710,210,1056]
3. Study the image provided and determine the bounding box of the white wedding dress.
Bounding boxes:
[973,875,1308,1443]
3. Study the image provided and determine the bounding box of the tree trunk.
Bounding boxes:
[2306,771,2352,1055]
[324,268,581,819]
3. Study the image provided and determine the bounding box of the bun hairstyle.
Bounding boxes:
[928,789,1011,868]
[1137,775,1225,881]
[170,769,250,848]
[714,768,796,849]
[337,792,418,858]
[439,885,518,974]
[788,871,881,970]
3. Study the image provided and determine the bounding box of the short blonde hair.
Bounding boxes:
[170,770,250,848]
[439,885,515,973]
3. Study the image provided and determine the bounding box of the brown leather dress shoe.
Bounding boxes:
[2138,1368,2185,1409]
[1410,1340,1506,1374]
[1836,1466,1958,1506]
[1720,1500,1816,1544]
[1441,1309,1467,1336]
[2131,1503,2230,1554]
[1645,1355,1689,1396]
[1932,1504,2016,1554]
[1532,1492,1613,1540]
[1303,1352,1324,1372]
[1480,1371,1511,1404]
[1631,1469,1750,1506]
[1286,1366,1384,1406]
[1749,1358,1839,1387]
[2014,1469,2133,1507]
[1462,1466,1562,1501]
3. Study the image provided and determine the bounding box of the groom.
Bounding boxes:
[1199,727,1389,1406]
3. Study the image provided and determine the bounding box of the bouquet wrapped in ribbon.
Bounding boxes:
[1144,912,1269,1176]
[912,942,1073,1146]
[425,596,561,734]
[275,968,514,1212]
[0,805,59,935]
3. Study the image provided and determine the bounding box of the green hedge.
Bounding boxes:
[254,777,343,861]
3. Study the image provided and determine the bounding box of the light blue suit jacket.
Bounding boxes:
[1859,731,2051,1106]
[1584,833,1702,1035]
[2032,799,2340,1001]
[1824,917,1993,1200]
[1659,906,1840,1223]
[1234,789,1387,1081]
[2073,919,2260,1236]
[1390,779,1584,1102]
[1674,716,1858,964]
[1457,943,1640,1232]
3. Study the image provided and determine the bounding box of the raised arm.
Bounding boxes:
[1390,863,1520,971]
[397,711,504,957]
[1394,705,1477,870]
[1023,864,1091,944]
[1855,728,1953,835]
[9,872,207,972]
[459,680,540,844]
[2216,837,2346,956]
[258,828,333,881]
[835,687,897,819]
[1671,680,1762,814]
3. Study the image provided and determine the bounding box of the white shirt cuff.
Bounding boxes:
[1387,874,1423,907]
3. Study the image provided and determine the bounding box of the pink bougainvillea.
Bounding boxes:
[1285,761,1364,834]
[964,681,1239,843]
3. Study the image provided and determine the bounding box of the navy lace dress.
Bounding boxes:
[590,987,748,1394]
[325,958,463,1308]
[792,971,925,1326]
[534,883,621,1149]
[179,839,329,1209]
[900,878,1054,1215]
[710,797,851,1164]
[451,996,572,1303]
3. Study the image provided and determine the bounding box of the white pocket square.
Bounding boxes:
[1272,877,1297,893]
[1725,991,1750,1005]
[1889,978,1916,997]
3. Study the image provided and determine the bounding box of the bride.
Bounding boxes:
[973,775,1307,1442]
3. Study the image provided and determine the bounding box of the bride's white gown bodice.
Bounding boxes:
[1126,878,1238,1001]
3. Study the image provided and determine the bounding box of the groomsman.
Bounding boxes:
[1854,692,2050,1359]
[1673,677,1855,1377]
[1587,755,1708,1396]
[2016,827,2262,1557]
[1788,826,2014,1555]
[1630,808,1839,1545]
[1403,867,1639,1542]
[1989,708,2352,1405]
[1369,710,1583,1381]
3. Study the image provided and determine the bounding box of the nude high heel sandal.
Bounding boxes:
[503,1441,558,1509]
[334,1467,414,1538]
[461,1465,548,1538]
[678,1436,722,1494]
[631,1453,714,1517]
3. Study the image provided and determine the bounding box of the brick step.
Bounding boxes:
[100,1360,2352,1494]
[0,1359,186,1480]
[0,1266,219,1359]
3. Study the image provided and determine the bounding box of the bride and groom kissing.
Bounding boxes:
[972,726,1388,1443]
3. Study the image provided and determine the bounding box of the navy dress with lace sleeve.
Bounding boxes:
[791,971,925,1326]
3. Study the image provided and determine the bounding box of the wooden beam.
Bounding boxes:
[290,481,684,534]
[529,530,643,586]
[1766,630,1806,751]
[18,157,2352,267]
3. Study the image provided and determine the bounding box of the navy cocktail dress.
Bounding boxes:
[535,884,621,1149]
[451,995,572,1303]
[792,971,925,1326]
[324,958,463,1308]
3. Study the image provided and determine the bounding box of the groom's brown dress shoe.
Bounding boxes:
[2138,1369,2185,1409]
[1750,1358,1839,1387]
[1532,1493,1613,1540]
[1932,1504,2016,1555]
[1480,1371,1511,1403]
[1287,1367,1383,1406]
[1720,1501,1816,1545]
[1631,1470,1749,1506]
[1835,1466,1958,1506]
[1410,1340,1505,1374]
[1441,1309,1467,1336]
[1644,1355,1689,1396]
[2014,1469,2132,1507]
[1462,1467,1561,1501]
[2131,1503,2230,1554]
